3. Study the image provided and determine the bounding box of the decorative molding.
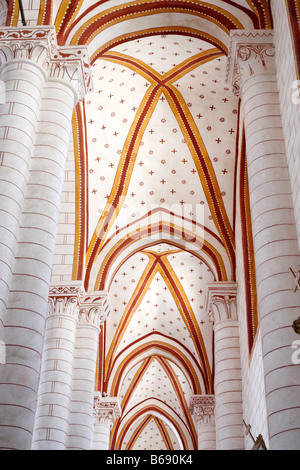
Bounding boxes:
[206,282,238,324]
[93,393,121,429]
[227,30,275,96]
[79,291,111,329]
[48,284,111,328]
[0,26,93,102]
[48,281,85,319]
[189,395,215,426]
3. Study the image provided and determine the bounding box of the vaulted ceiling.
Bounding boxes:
[7,0,272,451]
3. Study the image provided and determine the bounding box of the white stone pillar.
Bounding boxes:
[0,30,48,338]
[68,293,111,450]
[189,395,216,450]
[93,395,121,450]
[0,26,92,450]
[32,283,84,450]
[227,30,300,450]
[206,282,244,450]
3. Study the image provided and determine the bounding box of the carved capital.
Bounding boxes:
[46,45,93,102]
[189,395,215,426]
[0,26,93,102]
[206,282,238,324]
[48,285,111,328]
[0,27,56,66]
[48,282,85,320]
[227,30,275,96]
[93,394,121,429]
[78,291,111,329]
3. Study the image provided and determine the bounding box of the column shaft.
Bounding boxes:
[68,292,110,450]
[228,30,300,450]
[32,311,78,449]
[0,61,46,450]
[31,284,83,450]
[241,73,300,450]
[93,396,121,451]
[0,61,44,337]
[189,395,216,450]
[67,302,104,450]
[93,424,111,450]
[0,26,92,450]
[1,81,75,451]
[214,319,244,450]
[206,284,244,450]
[197,423,216,450]
[33,290,110,450]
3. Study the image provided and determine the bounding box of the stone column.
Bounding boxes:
[32,283,84,450]
[68,293,111,450]
[0,28,48,338]
[227,30,300,450]
[93,395,121,450]
[0,26,92,450]
[206,282,244,450]
[189,395,216,450]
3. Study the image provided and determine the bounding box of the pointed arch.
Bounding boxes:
[111,400,194,450]
[107,338,203,396]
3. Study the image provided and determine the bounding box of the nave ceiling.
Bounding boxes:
[5,0,272,450]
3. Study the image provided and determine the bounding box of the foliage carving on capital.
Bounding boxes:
[93,394,121,429]
[48,282,85,319]
[48,285,111,328]
[0,27,56,67]
[45,46,93,102]
[205,282,238,324]
[0,26,93,101]
[209,294,237,323]
[227,30,275,96]
[78,291,111,329]
[189,395,215,426]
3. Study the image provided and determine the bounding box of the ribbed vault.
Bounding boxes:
[6,0,271,450]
